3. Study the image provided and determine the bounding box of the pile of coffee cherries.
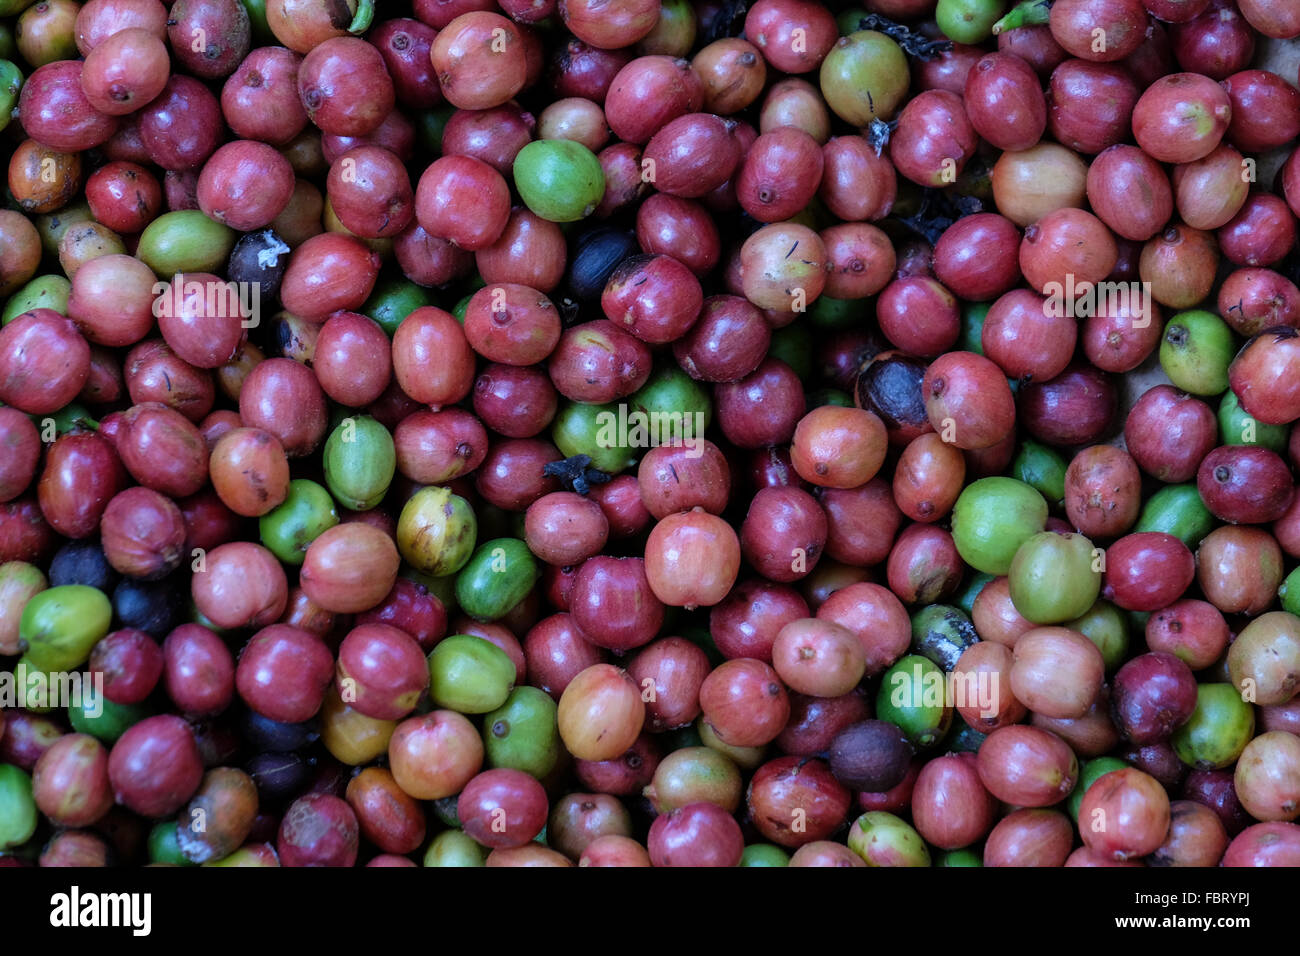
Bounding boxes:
[1,0,1299,867]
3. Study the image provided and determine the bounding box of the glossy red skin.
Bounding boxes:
[1019,363,1118,448]
[236,624,334,723]
[1220,195,1297,269]
[1222,823,1300,866]
[715,358,806,449]
[977,726,1078,808]
[523,613,606,700]
[0,410,41,504]
[68,254,157,348]
[890,90,978,187]
[81,344,125,406]
[326,146,414,239]
[0,310,91,414]
[819,135,896,222]
[1229,327,1300,426]
[911,753,998,850]
[643,113,742,198]
[699,658,790,748]
[347,768,426,856]
[397,230,472,297]
[372,18,443,110]
[391,307,476,408]
[125,340,215,423]
[626,637,709,732]
[605,56,703,145]
[743,0,836,73]
[197,139,295,231]
[1103,532,1196,611]
[1124,385,1217,482]
[162,623,235,716]
[238,357,329,457]
[300,523,401,615]
[569,556,665,653]
[99,485,186,579]
[354,579,448,654]
[117,403,209,499]
[923,351,1016,451]
[932,213,1023,303]
[1217,269,1300,337]
[313,312,392,407]
[75,0,169,55]
[964,53,1047,151]
[735,127,823,223]
[138,75,222,170]
[1132,72,1232,164]
[458,768,549,849]
[414,0,496,30]
[32,733,113,829]
[0,709,65,771]
[775,690,868,757]
[472,364,557,438]
[476,208,567,292]
[89,629,163,705]
[19,60,119,151]
[875,277,960,357]
[1050,0,1148,61]
[982,288,1076,382]
[393,408,487,486]
[572,733,657,797]
[323,108,418,165]
[985,809,1074,866]
[548,320,652,404]
[999,24,1069,76]
[298,37,393,136]
[1112,651,1199,744]
[886,523,964,605]
[432,12,527,110]
[1170,0,1256,80]
[546,36,626,104]
[601,254,703,345]
[919,42,984,94]
[558,0,656,49]
[155,273,247,370]
[38,430,128,539]
[220,46,307,145]
[84,161,163,233]
[440,104,535,175]
[636,194,721,278]
[336,623,429,721]
[474,437,561,511]
[648,801,744,867]
[279,233,382,321]
[107,715,203,818]
[0,496,56,564]
[463,282,560,366]
[1197,445,1296,524]
[1047,59,1139,154]
[277,793,359,867]
[637,443,730,521]
[747,756,850,847]
[193,540,288,630]
[1221,69,1300,153]
[1087,145,1175,242]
